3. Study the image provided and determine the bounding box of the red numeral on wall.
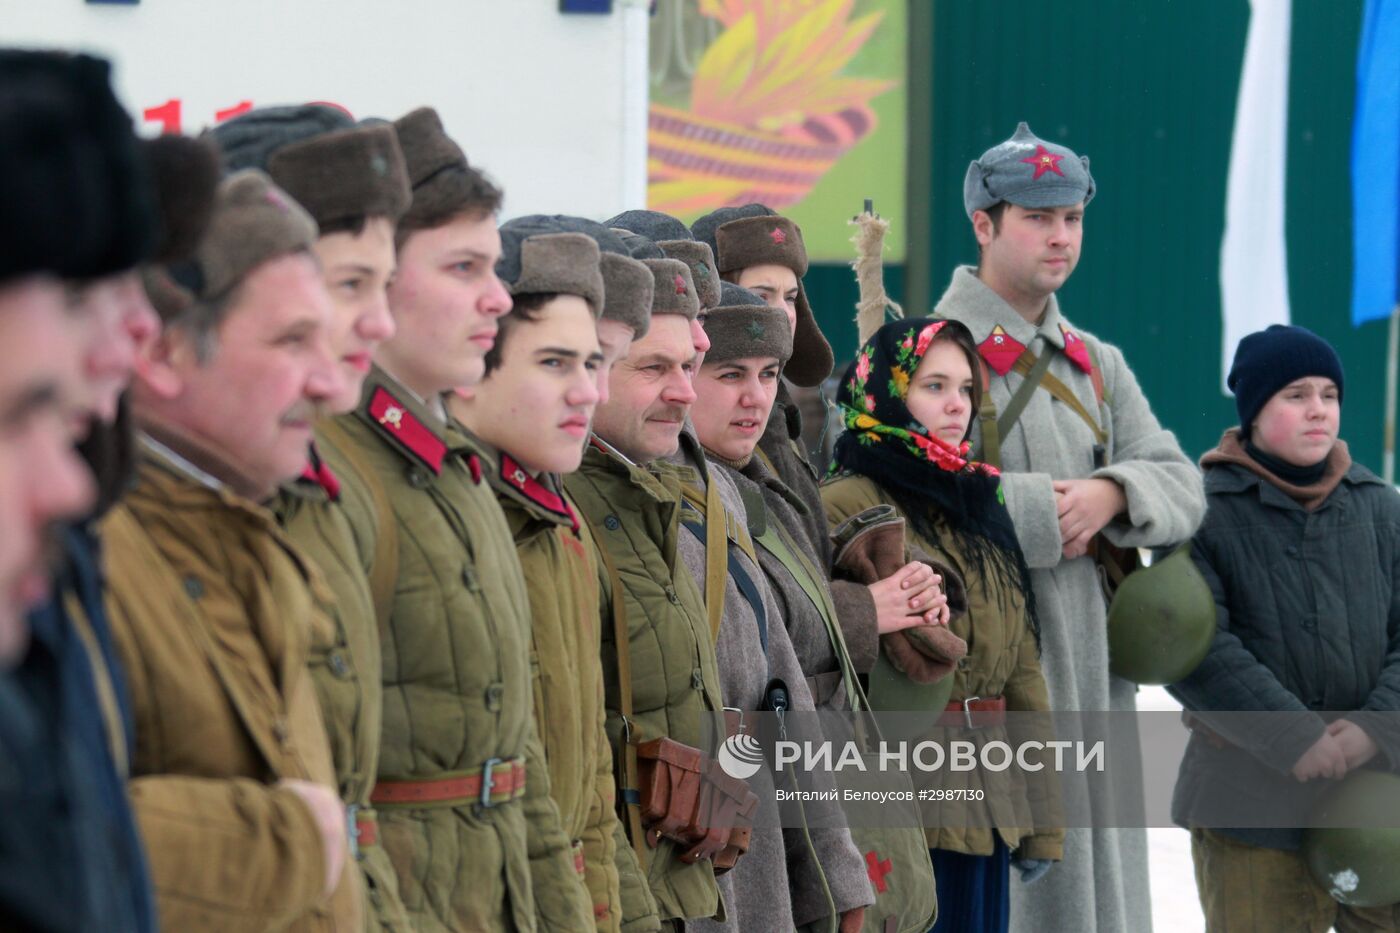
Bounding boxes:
[214,100,254,122]
[142,98,182,134]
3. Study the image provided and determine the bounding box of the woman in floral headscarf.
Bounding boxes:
[820,317,1063,933]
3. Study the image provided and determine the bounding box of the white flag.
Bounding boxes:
[1220,0,1293,389]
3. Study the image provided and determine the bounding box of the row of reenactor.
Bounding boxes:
[2,46,1234,933]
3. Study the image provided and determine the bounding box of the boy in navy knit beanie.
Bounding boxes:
[1168,324,1400,930]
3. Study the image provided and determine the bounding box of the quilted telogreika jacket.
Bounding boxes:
[822,472,1065,862]
[274,440,411,931]
[328,367,592,932]
[1170,432,1400,851]
[564,437,725,928]
[102,433,362,932]
[482,439,657,932]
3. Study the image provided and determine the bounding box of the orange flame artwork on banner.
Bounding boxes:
[648,0,898,219]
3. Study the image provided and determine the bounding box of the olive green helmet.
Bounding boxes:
[1303,770,1400,907]
[1106,542,1215,685]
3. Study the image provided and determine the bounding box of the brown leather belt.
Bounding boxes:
[939,695,1007,728]
[371,757,528,808]
[356,813,378,848]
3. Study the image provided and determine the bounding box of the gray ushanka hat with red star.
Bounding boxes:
[963,122,1095,220]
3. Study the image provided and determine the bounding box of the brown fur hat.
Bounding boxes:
[266,124,410,230]
[702,282,792,366]
[151,170,317,319]
[658,240,719,311]
[599,252,653,337]
[501,214,652,337]
[393,107,501,232]
[693,205,833,387]
[497,230,604,317]
[606,209,722,311]
[141,134,222,263]
[645,258,699,320]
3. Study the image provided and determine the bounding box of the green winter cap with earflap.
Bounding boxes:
[702,282,792,366]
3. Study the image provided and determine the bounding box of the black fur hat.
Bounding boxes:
[0,50,157,282]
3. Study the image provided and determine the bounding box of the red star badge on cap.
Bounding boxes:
[1021,144,1065,180]
[770,227,787,245]
[674,274,687,296]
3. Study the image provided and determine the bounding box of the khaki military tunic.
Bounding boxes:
[331,367,591,932]
[275,441,411,932]
[484,443,655,932]
[102,432,361,932]
[564,439,725,926]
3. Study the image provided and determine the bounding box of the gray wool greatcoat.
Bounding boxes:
[720,454,858,711]
[934,266,1206,933]
[1169,440,1400,851]
[666,433,873,933]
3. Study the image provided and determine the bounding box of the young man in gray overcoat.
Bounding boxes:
[933,122,1206,933]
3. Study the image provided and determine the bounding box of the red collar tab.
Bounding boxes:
[500,452,579,531]
[299,445,342,501]
[467,453,482,484]
[1059,325,1093,374]
[367,386,446,474]
[977,325,1026,376]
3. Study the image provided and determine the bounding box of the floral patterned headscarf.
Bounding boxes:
[830,317,1039,643]
[838,318,999,479]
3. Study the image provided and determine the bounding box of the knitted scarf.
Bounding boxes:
[830,317,1039,644]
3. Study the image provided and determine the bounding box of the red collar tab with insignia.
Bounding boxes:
[1059,324,1093,374]
[977,324,1027,376]
[367,386,447,474]
[499,453,578,531]
[299,444,341,501]
[1021,144,1066,180]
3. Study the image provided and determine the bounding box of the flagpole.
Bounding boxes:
[1386,303,1399,485]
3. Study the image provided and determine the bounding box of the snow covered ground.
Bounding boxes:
[1140,685,1205,933]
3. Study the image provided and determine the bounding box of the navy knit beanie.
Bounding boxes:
[1227,324,1344,437]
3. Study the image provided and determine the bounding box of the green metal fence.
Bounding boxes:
[806,0,1378,466]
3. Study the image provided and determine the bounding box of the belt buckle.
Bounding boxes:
[962,695,982,730]
[346,803,361,861]
[480,757,504,808]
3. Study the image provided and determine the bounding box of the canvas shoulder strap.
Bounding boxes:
[972,337,1051,467]
[317,418,400,634]
[1010,353,1108,446]
[577,510,649,867]
[751,517,862,713]
[680,479,728,642]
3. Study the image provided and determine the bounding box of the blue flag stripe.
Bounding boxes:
[1352,0,1400,326]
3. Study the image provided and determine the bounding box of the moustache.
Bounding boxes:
[648,406,689,424]
[281,400,329,427]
